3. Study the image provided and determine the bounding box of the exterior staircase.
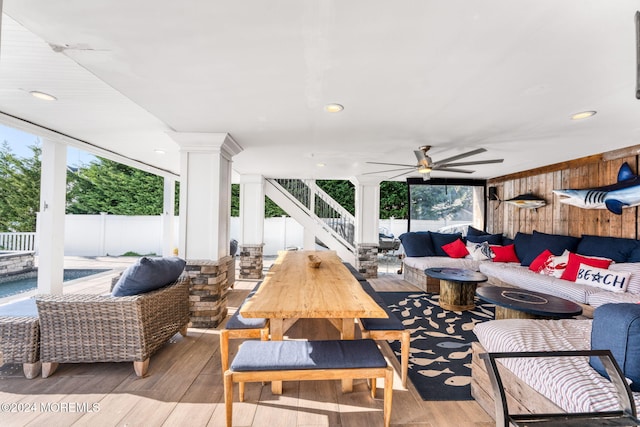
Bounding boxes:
[264,179,356,265]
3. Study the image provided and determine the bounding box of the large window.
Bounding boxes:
[407,178,486,233]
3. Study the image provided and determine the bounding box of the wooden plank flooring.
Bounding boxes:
[0,264,494,426]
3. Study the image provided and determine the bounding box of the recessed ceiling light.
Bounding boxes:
[324,103,344,113]
[29,91,57,101]
[570,110,596,120]
[154,149,166,154]
[316,163,326,167]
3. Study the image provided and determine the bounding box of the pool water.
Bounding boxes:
[0,269,109,299]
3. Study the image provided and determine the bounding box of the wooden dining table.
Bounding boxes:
[240,250,388,394]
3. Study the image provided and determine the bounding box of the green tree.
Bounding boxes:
[67,158,168,215]
[380,181,408,219]
[316,180,355,215]
[0,142,41,232]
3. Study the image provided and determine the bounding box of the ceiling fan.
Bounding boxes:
[364,145,504,180]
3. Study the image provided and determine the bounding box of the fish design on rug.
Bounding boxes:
[461,318,483,331]
[418,367,454,377]
[553,162,640,214]
[410,356,449,366]
[425,331,464,340]
[402,315,422,326]
[436,341,471,349]
[502,193,546,209]
[445,376,471,386]
[448,348,473,360]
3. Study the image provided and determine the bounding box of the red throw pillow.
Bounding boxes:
[528,249,553,272]
[491,244,520,263]
[560,252,613,282]
[442,238,469,258]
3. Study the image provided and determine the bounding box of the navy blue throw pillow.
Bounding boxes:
[466,233,503,245]
[466,226,488,237]
[590,303,640,392]
[398,232,435,257]
[112,256,186,297]
[577,235,640,263]
[519,231,580,267]
[430,232,463,257]
[513,232,533,266]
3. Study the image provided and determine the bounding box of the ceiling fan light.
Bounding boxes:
[418,166,432,174]
[570,110,596,120]
[30,90,57,101]
[324,103,344,113]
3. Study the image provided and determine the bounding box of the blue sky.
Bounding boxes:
[0,123,97,166]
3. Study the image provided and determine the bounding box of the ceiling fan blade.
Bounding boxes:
[366,161,416,167]
[439,158,504,167]
[432,166,475,174]
[387,170,417,180]
[413,150,431,168]
[432,148,487,166]
[361,167,415,175]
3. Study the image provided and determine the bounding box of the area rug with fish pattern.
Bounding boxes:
[378,291,495,401]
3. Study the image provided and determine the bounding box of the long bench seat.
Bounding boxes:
[223,339,394,427]
[356,279,410,388]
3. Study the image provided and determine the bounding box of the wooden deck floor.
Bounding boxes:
[0,267,494,427]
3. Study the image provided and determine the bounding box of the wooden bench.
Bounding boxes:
[223,339,394,427]
[219,281,269,376]
[357,279,410,388]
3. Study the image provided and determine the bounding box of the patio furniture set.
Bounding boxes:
[220,251,403,427]
[405,226,640,424]
[0,256,189,379]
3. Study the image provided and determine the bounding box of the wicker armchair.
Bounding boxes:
[35,275,190,378]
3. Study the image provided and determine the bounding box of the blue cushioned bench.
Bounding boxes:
[220,281,269,376]
[223,339,394,427]
[356,278,410,388]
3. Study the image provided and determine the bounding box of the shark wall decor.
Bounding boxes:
[553,162,640,215]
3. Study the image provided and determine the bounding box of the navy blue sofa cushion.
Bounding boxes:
[518,231,579,266]
[112,256,186,297]
[590,303,640,392]
[399,232,436,257]
[466,233,503,245]
[230,339,387,371]
[466,225,487,237]
[430,232,463,257]
[577,235,640,263]
[513,232,533,265]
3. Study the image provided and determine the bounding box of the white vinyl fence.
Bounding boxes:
[7,215,473,257]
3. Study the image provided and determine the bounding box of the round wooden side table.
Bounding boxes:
[425,267,488,311]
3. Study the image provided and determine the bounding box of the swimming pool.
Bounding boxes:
[0,269,109,299]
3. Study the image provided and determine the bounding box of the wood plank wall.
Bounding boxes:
[486,145,640,239]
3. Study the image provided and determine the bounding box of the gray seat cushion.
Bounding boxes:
[0,298,38,317]
[360,305,405,331]
[225,281,267,329]
[231,339,386,371]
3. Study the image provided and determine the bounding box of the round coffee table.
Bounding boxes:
[476,286,583,319]
[425,267,488,311]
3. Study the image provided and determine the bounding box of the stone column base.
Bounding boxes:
[239,243,264,279]
[356,243,379,279]
[185,255,233,328]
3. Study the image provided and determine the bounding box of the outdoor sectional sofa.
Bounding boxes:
[471,303,640,421]
[399,228,640,315]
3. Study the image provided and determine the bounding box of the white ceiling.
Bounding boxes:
[1,1,639,180]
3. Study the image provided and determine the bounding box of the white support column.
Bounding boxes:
[171,132,242,327]
[162,177,176,256]
[238,174,265,279]
[239,175,264,245]
[352,176,382,278]
[38,139,67,294]
[172,132,241,260]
